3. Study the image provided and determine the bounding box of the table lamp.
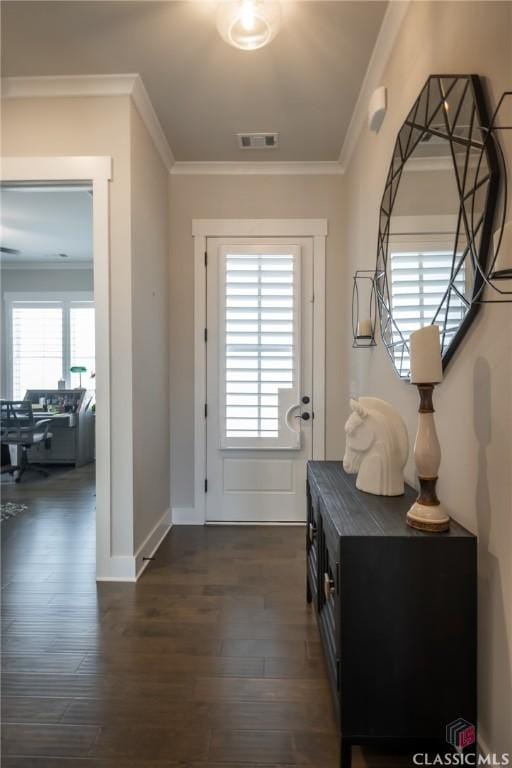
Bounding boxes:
[406,325,450,532]
[70,366,87,388]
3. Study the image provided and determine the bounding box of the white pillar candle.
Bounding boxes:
[357,319,372,337]
[409,325,443,384]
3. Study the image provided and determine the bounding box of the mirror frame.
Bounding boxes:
[375,74,501,378]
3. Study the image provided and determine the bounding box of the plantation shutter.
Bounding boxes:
[220,248,301,449]
[11,303,63,400]
[390,249,466,372]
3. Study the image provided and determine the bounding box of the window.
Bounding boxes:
[11,303,63,400]
[7,294,95,399]
[70,304,96,390]
[390,249,466,330]
[220,247,301,449]
[389,246,466,374]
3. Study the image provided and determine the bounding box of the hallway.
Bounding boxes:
[1,467,406,766]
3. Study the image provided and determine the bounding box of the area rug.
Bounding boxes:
[0,502,28,522]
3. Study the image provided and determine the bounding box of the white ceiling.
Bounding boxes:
[0,187,93,264]
[1,1,388,162]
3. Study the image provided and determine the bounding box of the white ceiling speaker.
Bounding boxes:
[368,86,387,133]
[217,0,282,51]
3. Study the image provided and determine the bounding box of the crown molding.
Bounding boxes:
[2,74,174,171]
[338,0,411,173]
[2,76,338,174]
[171,161,343,176]
[130,76,174,170]
[3,4,414,185]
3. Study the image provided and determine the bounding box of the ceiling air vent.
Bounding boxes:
[237,132,279,150]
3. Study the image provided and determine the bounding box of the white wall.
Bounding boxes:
[343,1,512,753]
[1,94,171,573]
[0,265,94,396]
[168,172,345,510]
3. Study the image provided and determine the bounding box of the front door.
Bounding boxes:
[206,237,314,522]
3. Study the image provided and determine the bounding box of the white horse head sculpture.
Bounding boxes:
[343,397,409,496]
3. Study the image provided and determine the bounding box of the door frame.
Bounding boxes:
[1,155,112,578]
[192,218,327,525]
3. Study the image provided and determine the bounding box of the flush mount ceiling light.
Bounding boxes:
[217,0,282,51]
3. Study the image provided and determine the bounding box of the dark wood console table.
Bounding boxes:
[306,461,477,767]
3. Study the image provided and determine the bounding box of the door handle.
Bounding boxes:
[284,401,311,434]
[285,402,301,430]
[324,572,335,600]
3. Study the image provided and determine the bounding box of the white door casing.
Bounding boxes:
[1,156,113,578]
[192,219,326,525]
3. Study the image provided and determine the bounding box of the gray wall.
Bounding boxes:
[2,94,135,561]
[343,1,512,753]
[130,102,170,551]
[2,94,171,570]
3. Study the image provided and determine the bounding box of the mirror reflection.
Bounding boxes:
[376,75,496,378]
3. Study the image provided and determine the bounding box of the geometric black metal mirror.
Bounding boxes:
[375,74,501,379]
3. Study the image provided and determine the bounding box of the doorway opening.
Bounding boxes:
[1,183,97,571]
[1,156,111,580]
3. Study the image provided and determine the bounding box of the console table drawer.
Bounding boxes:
[306,461,477,768]
[317,514,340,715]
[306,483,320,607]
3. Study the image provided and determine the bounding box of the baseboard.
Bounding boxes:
[172,506,204,525]
[207,520,306,526]
[134,508,172,578]
[96,555,139,582]
[96,508,172,582]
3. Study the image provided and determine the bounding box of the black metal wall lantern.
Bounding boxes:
[352,270,377,348]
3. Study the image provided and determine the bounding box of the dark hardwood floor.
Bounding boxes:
[1,465,408,767]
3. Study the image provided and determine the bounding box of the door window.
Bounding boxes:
[219,247,301,449]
